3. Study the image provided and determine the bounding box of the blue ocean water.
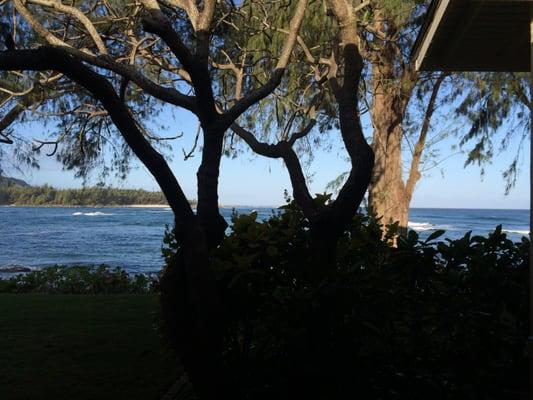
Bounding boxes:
[0,206,528,274]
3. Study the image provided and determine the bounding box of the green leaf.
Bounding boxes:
[425,229,445,243]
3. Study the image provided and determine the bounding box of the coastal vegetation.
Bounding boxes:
[0,184,179,206]
[227,3,529,233]
[171,206,528,398]
[0,265,159,294]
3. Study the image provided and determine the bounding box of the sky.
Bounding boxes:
[5,106,529,210]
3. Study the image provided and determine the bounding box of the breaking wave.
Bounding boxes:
[73,211,113,216]
[503,229,529,236]
[408,222,434,231]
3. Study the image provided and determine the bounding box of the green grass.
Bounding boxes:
[0,294,181,400]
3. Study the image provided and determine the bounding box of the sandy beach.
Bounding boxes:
[122,204,170,208]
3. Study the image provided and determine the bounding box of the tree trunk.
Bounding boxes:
[160,216,231,400]
[163,126,232,400]
[368,123,410,235]
[309,216,342,274]
[368,43,414,236]
[196,126,228,250]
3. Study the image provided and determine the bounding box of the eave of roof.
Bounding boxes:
[412,0,532,72]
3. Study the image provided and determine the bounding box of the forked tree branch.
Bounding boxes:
[222,0,309,127]
[231,122,316,216]
[322,0,374,226]
[10,0,198,112]
[140,0,217,120]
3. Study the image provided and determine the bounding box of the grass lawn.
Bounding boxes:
[0,294,181,400]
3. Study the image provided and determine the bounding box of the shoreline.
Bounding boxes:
[0,203,174,208]
[0,204,276,209]
[1,204,528,211]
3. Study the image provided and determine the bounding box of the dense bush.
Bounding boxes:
[0,265,158,294]
[164,203,529,399]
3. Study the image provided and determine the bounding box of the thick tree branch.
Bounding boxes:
[9,1,197,112]
[0,47,193,222]
[25,0,108,54]
[198,0,216,32]
[231,122,316,217]
[324,0,374,226]
[141,1,216,120]
[75,49,197,111]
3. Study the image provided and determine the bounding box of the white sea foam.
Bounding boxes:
[408,221,434,231]
[503,229,529,235]
[73,211,113,216]
[408,221,457,232]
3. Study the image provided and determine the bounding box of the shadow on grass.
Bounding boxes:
[0,294,180,400]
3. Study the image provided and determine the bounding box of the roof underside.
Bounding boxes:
[414,0,531,72]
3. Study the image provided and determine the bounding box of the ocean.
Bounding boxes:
[0,206,529,274]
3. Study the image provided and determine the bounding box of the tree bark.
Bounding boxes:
[160,217,229,400]
[367,38,415,235]
[196,125,228,250]
[368,119,410,235]
[368,58,445,235]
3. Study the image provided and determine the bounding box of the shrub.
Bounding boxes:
[0,265,159,294]
[165,204,528,399]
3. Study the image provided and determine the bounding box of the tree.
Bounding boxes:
[224,0,375,266]
[0,0,375,397]
[358,3,530,233]
[223,0,445,235]
[231,1,529,235]
[0,0,309,398]
[454,72,530,195]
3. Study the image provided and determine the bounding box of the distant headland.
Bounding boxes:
[0,176,195,207]
[0,176,31,187]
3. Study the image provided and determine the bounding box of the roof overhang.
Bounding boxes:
[412,0,532,72]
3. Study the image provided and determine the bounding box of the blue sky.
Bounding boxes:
[6,107,530,209]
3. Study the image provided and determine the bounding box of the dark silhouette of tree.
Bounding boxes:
[0,0,378,398]
[228,0,375,266]
[0,1,309,398]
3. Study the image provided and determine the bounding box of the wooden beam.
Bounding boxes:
[528,5,533,396]
[413,0,450,71]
